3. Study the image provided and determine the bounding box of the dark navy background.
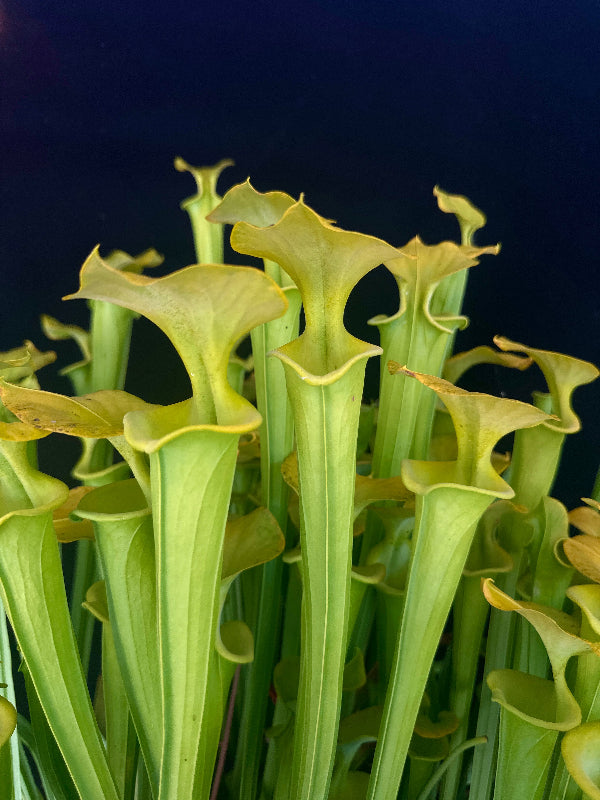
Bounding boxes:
[1,0,599,505]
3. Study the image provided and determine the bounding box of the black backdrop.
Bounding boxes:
[1,0,599,506]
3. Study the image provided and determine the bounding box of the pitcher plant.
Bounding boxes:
[0,160,597,800]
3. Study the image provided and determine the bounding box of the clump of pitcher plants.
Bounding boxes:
[0,159,598,800]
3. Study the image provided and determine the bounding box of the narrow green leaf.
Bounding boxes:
[21,666,78,800]
[211,181,301,799]
[152,427,239,800]
[442,502,516,800]
[97,600,140,800]
[0,501,119,800]
[367,370,552,800]
[232,197,401,800]
[282,451,410,521]
[74,480,161,796]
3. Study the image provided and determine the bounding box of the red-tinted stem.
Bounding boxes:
[210,665,241,800]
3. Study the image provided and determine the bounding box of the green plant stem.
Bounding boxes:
[135,756,153,800]
[469,565,521,800]
[101,622,139,800]
[367,488,493,800]
[18,738,43,800]
[549,597,600,800]
[0,510,119,800]
[70,287,142,672]
[153,428,240,800]
[69,539,98,675]
[274,358,368,800]
[232,288,300,800]
[509,425,565,511]
[441,575,490,800]
[370,240,492,477]
[75,480,161,795]
[69,440,113,675]
[415,736,487,800]
[17,687,76,800]
[370,294,420,477]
